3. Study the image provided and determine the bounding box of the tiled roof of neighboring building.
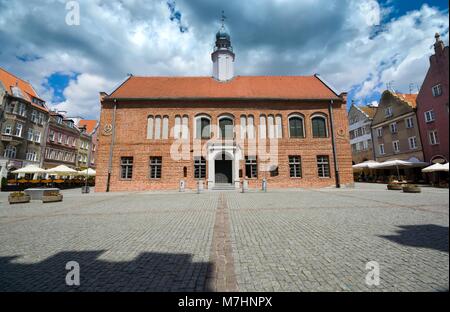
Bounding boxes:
[358,106,377,118]
[78,120,98,134]
[394,92,418,108]
[107,75,342,101]
[0,67,48,111]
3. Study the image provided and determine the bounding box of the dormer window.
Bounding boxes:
[56,116,63,124]
[384,107,393,118]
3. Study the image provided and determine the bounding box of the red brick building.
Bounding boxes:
[96,27,353,192]
[416,33,449,164]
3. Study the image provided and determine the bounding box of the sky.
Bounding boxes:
[0,0,448,119]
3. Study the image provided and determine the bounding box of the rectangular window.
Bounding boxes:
[405,117,414,129]
[120,157,133,179]
[49,130,55,141]
[317,156,330,178]
[379,144,385,155]
[14,123,23,137]
[150,157,162,179]
[408,136,418,150]
[363,140,369,150]
[392,140,400,153]
[27,128,34,141]
[38,113,44,125]
[429,130,439,145]
[58,133,63,143]
[289,156,302,178]
[194,157,206,179]
[245,156,258,178]
[34,131,41,143]
[31,110,38,123]
[18,103,26,117]
[376,127,383,137]
[432,84,442,97]
[384,107,393,117]
[390,122,398,134]
[424,110,435,123]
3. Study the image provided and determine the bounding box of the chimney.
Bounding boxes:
[434,33,445,54]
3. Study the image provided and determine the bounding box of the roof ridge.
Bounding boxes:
[0,66,34,88]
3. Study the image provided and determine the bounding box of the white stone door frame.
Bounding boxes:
[207,142,242,189]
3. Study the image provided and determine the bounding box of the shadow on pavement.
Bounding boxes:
[381,224,449,253]
[0,250,212,292]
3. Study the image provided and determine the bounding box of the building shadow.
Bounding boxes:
[0,250,213,292]
[381,224,449,253]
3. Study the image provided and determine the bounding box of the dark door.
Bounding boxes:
[215,160,232,184]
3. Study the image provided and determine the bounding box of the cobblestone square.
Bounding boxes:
[0,183,448,292]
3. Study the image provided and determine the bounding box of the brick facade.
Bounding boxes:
[96,99,353,192]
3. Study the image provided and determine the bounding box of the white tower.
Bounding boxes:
[211,12,235,81]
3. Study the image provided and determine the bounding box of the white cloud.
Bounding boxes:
[0,0,448,119]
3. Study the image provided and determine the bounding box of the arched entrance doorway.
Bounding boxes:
[215,152,233,184]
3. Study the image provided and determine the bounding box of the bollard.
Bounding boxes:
[242,179,249,193]
[262,178,267,192]
[197,180,203,194]
[179,180,185,192]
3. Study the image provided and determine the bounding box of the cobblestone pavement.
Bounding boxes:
[0,184,448,291]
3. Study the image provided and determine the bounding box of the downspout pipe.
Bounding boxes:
[106,99,117,192]
[328,100,341,188]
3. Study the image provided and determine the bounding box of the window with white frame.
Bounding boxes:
[405,117,414,129]
[311,115,328,138]
[379,144,385,155]
[38,112,44,125]
[31,110,38,123]
[384,107,393,117]
[4,145,16,159]
[424,110,435,123]
[18,103,26,117]
[363,140,369,150]
[317,156,330,178]
[26,150,37,162]
[429,130,439,145]
[27,128,34,141]
[194,157,206,179]
[14,123,23,137]
[3,125,12,135]
[392,140,400,153]
[376,127,383,137]
[408,136,418,149]
[432,84,442,97]
[58,133,63,143]
[49,130,55,141]
[390,122,398,134]
[195,115,212,139]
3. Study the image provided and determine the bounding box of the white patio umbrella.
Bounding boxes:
[12,164,46,174]
[45,165,78,176]
[78,168,96,176]
[422,163,445,173]
[352,160,380,170]
[441,163,449,172]
[373,158,428,180]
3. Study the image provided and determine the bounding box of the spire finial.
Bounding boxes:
[221,10,226,27]
[435,32,441,42]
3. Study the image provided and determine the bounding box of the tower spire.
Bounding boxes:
[211,10,235,81]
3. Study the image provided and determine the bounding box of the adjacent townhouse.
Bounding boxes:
[77,120,98,169]
[43,112,79,169]
[0,67,49,179]
[371,90,424,166]
[416,33,449,164]
[348,103,377,164]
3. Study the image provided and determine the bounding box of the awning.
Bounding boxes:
[12,165,46,174]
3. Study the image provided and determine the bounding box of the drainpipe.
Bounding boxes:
[106,100,117,192]
[328,100,341,188]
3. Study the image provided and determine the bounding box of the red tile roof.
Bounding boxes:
[78,120,98,134]
[396,93,418,108]
[358,106,377,118]
[107,76,342,101]
[0,67,48,111]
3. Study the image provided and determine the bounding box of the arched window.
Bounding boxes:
[288,114,305,138]
[259,115,267,139]
[247,115,255,139]
[162,116,169,139]
[181,115,189,139]
[240,115,247,139]
[267,115,275,139]
[147,115,154,139]
[154,115,162,139]
[4,145,16,159]
[312,115,328,138]
[174,115,181,139]
[275,115,283,138]
[219,115,234,139]
[195,115,211,139]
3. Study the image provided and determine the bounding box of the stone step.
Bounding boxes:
[212,184,236,191]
